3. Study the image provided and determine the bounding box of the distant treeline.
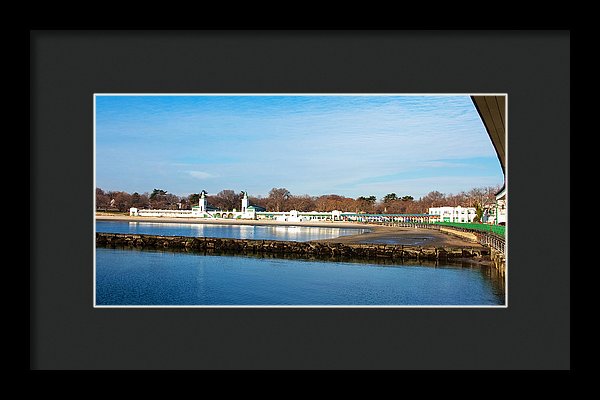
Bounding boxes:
[96,186,502,214]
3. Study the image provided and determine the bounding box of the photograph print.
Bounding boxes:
[94,94,507,307]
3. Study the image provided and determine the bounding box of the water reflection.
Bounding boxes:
[96,247,505,306]
[97,245,505,303]
[99,221,505,304]
[103,221,369,242]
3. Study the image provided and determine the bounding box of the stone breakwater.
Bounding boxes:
[490,247,506,277]
[96,233,489,261]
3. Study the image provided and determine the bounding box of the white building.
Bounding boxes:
[131,191,261,220]
[275,210,305,222]
[481,187,507,225]
[494,186,507,225]
[190,190,258,219]
[261,210,343,222]
[428,206,477,223]
[129,207,193,217]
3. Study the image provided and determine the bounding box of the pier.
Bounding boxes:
[96,232,490,263]
[372,221,506,276]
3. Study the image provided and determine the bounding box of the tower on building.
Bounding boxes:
[241,190,248,213]
[199,190,207,213]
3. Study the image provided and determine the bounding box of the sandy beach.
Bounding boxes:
[96,214,483,248]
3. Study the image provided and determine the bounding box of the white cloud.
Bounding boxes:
[188,171,216,179]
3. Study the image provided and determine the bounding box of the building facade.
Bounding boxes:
[129,190,448,224]
[131,191,264,220]
[480,187,507,225]
[495,186,506,225]
[428,206,477,223]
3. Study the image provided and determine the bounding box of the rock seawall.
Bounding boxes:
[490,247,506,277]
[96,233,489,261]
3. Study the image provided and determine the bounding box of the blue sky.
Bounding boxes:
[95,95,504,199]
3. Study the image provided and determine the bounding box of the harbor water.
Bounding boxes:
[95,221,505,306]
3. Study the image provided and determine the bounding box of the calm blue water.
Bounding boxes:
[96,248,505,306]
[96,220,369,242]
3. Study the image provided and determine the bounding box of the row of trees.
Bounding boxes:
[97,185,502,214]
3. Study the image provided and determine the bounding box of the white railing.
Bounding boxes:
[136,209,193,217]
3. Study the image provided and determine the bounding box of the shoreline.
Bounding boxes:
[95,214,373,229]
[96,214,485,249]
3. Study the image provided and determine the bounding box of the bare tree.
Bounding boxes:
[267,188,291,212]
[96,188,111,209]
[287,195,316,212]
[110,191,132,212]
[210,190,241,211]
[248,195,268,209]
[466,187,487,208]
[131,192,149,209]
[419,191,445,209]
[95,183,504,215]
[356,196,377,213]
[314,194,354,212]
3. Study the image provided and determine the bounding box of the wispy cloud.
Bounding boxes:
[188,171,216,179]
[95,95,504,197]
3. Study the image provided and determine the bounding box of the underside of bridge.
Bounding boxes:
[471,95,506,176]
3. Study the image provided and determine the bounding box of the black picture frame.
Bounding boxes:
[31,30,570,370]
